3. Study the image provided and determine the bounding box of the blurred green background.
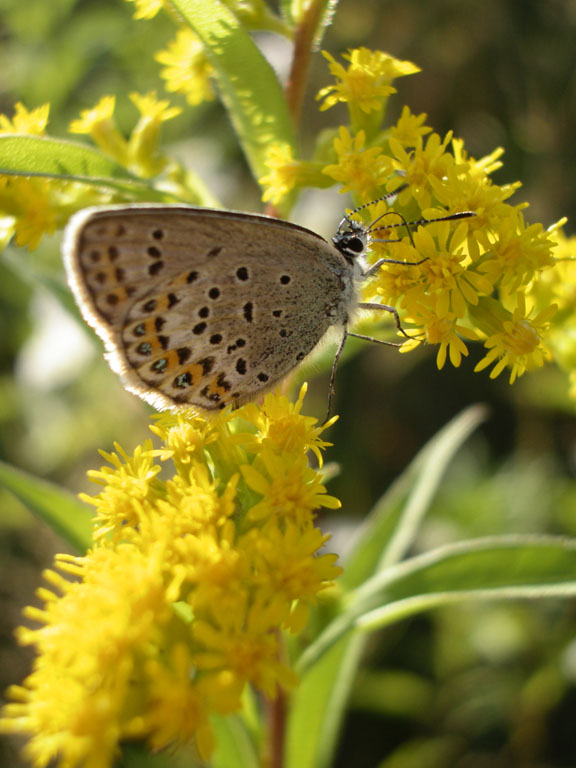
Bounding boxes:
[1,0,576,766]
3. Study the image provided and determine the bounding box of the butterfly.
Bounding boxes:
[63,191,473,415]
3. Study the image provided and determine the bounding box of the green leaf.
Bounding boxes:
[211,714,260,768]
[171,0,297,182]
[0,460,92,551]
[286,632,363,768]
[299,535,576,672]
[0,134,170,199]
[287,407,486,768]
[119,742,202,767]
[342,404,488,589]
[355,535,576,630]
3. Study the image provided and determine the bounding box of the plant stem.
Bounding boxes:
[285,0,327,125]
[263,688,287,768]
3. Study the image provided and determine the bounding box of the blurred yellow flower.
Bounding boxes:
[156,27,215,106]
[0,102,50,134]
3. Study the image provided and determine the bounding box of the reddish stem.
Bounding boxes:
[285,0,326,125]
[263,688,288,768]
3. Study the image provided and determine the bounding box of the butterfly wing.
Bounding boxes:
[63,205,356,410]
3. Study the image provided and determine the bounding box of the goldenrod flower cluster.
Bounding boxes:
[0,387,342,767]
[260,48,573,387]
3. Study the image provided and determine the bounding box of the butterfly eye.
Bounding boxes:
[346,236,365,253]
[332,231,367,261]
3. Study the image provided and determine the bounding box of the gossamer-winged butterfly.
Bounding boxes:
[63,190,473,416]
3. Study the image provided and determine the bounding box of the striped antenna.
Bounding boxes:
[337,183,409,231]
[369,210,475,247]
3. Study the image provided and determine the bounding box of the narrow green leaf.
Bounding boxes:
[299,536,576,671]
[119,742,201,767]
[288,407,487,767]
[287,632,362,768]
[355,535,576,629]
[211,714,259,768]
[171,0,297,181]
[0,134,170,199]
[0,133,132,180]
[342,405,487,589]
[0,460,93,551]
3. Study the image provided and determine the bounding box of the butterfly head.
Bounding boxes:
[332,217,369,263]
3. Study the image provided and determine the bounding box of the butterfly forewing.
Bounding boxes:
[65,205,356,410]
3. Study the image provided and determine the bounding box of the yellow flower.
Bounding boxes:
[0,177,59,249]
[323,127,393,201]
[234,384,335,466]
[1,546,171,768]
[150,410,220,472]
[144,644,237,758]
[241,451,341,527]
[389,131,455,210]
[259,142,300,204]
[317,48,419,114]
[192,598,299,698]
[128,91,182,177]
[389,105,432,146]
[124,0,166,19]
[68,95,128,165]
[479,211,557,295]
[0,102,50,134]
[473,295,556,383]
[405,304,477,369]
[411,223,492,317]
[1,389,341,765]
[164,465,238,534]
[156,27,215,106]
[82,440,161,540]
[0,100,114,249]
[241,520,343,632]
[368,219,491,321]
[529,228,576,314]
[259,143,330,204]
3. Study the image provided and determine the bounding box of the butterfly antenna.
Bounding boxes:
[370,210,475,248]
[337,183,409,231]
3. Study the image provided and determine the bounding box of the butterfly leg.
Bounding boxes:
[357,301,412,339]
[346,331,404,347]
[363,257,426,280]
[325,328,349,424]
